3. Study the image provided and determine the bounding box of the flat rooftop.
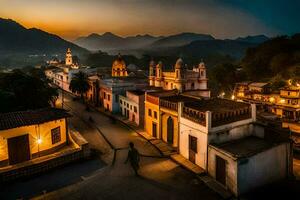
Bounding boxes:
[160,95,199,103]
[209,136,276,158]
[146,90,178,97]
[127,90,145,96]
[184,98,250,112]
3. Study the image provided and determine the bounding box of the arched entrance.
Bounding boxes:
[167,116,174,144]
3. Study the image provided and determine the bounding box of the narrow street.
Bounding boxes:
[32,91,221,200]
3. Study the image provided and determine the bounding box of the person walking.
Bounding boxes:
[124,142,140,176]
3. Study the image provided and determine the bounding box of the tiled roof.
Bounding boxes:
[249,82,269,88]
[0,108,71,131]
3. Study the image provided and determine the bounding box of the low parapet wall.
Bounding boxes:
[0,131,90,183]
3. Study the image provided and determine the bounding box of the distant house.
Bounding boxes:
[0,108,71,166]
[119,90,145,127]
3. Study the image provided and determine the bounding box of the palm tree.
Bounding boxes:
[69,71,90,101]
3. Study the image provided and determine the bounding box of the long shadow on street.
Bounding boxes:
[0,158,105,200]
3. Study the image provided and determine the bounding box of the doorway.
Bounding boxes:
[152,122,157,137]
[189,135,197,164]
[8,134,31,165]
[216,155,226,186]
[167,117,174,144]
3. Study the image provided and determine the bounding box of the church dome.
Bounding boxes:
[156,61,163,68]
[199,61,206,69]
[112,54,126,68]
[175,58,184,68]
[150,60,156,67]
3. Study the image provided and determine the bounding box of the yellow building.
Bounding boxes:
[144,90,177,139]
[159,95,197,147]
[273,86,300,120]
[0,108,71,166]
[112,54,128,77]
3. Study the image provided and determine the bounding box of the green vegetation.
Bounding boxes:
[210,34,300,95]
[69,71,90,101]
[0,70,58,113]
[241,34,300,80]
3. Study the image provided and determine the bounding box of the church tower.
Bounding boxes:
[174,58,185,92]
[65,48,73,66]
[198,61,207,90]
[154,61,163,87]
[149,60,155,86]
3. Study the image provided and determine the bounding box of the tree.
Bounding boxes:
[0,70,58,113]
[69,71,90,101]
[210,63,239,96]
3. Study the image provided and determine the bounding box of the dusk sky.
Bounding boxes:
[1,0,299,40]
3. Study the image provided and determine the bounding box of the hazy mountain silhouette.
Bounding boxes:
[149,32,215,48]
[0,18,89,55]
[235,35,269,44]
[75,32,162,51]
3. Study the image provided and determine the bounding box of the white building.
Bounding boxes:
[149,58,210,97]
[178,98,292,196]
[119,90,145,126]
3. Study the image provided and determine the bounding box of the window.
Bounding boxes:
[148,109,152,117]
[127,103,129,108]
[200,71,204,77]
[103,92,106,99]
[130,105,132,110]
[120,100,123,104]
[51,127,61,144]
[288,92,290,96]
[134,106,137,113]
[108,94,110,101]
[154,111,157,119]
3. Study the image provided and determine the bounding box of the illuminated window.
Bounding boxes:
[51,127,61,144]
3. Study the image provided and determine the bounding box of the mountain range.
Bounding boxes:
[0,18,88,56]
[0,18,270,67]
[75,32,270,59]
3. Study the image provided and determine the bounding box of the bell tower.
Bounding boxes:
[174,58,184,92]
[155,61,163,87]
[198,61,207,90]
[149,60,155,86]
[65,48,73,66]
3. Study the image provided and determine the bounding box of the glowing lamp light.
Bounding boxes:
[269,97,275,103]
[37,138,42,144]
[231,95,235,100]
[280,99,285,104]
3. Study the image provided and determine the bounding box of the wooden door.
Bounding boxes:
[216,156,226,185]
[152,122,157,137]
[189,135,197,164]
[8,134,30,165]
